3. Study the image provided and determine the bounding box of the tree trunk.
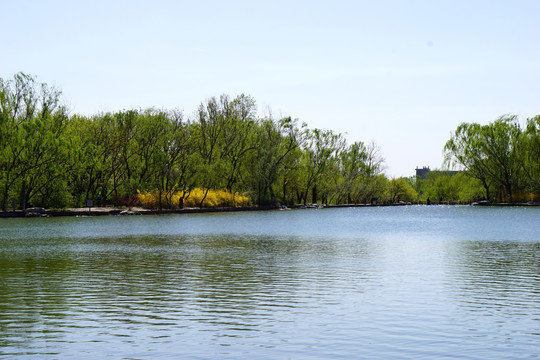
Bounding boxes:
[199,188,209,208]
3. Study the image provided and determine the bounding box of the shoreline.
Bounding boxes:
[1,202,539,218]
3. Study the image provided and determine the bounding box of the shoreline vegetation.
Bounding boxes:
[1,73,539,212]
[2,201,540,218]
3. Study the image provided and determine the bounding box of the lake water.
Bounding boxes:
[0,206,539,359]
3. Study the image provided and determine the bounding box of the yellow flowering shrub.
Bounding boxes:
[136,188,250,209]
[136,190,160,209]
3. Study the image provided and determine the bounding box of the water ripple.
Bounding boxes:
[1,207,539,359]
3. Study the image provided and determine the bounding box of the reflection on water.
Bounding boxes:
[0,234,377,359]
[452,241,540,299]
[448,241,540,348]
[0,206,539,359]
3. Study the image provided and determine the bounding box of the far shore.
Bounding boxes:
[1,201,539,218]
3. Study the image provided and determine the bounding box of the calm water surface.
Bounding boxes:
[0,206,539,359]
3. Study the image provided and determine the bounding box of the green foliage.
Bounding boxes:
[445,115,539,202]
[0,73,68,209]
[2,72,537,209]
[387,177,418,203]
[298,128,345,204]
[520,115,540,195]
[415,171,505,203]
[249,116,305,205]
[337,141,385,204]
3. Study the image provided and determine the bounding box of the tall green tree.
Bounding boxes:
[445,115,525,202]
[0,73,67,209]
[299,128,344,204]
[194,95,230,207]
[0,73,33,209]
[481,116,523,201]
[220,94,257,194]
[338,141,368,203]
[66,115,110,206]
[19,100,69,207]
[520,115,540,196]
[151,110,195,209]
[445,122,496,200]
[353,141,386,204]
[250,117,304,205]
[387,177,417,203]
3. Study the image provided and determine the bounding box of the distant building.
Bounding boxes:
[416,166,431,179]
[415,166,460,179]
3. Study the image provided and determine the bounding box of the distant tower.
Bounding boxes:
[415,166,430,179]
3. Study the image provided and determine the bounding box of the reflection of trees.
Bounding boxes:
[0,234,311,348]
[0,252,75,350]
[0,233,376,353]
[183,235,306,323]
[448,240,540,312]
[185,234,375,330]
[445,240,540,352]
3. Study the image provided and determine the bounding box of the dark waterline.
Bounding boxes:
[1,206,539,359]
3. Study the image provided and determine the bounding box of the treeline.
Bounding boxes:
[1,73,388,209]
[444,115,540,202]
[393,115,540,204]
[1,73,538,210]
[407,171,489,204]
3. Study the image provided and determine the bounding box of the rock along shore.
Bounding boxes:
[0,205,280,218]
[1,202,539,218]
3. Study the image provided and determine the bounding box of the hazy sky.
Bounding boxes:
[2,0,539,177]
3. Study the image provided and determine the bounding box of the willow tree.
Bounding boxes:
[151,110,195,209]
[194,95,230,207]
[0,73,68,209]
[220,94,257,194]
[0,73,32,209]
[481,116,523,201]
[66,114,118,206]
[387,177,417,203]
[299,128,345,204]
[250,116,304,205]
[445,115,525,202]
[445,122,494,200]
[19,98,69,207]
[520,115,540,195]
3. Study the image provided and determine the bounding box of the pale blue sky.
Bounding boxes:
[2,0,539,177]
